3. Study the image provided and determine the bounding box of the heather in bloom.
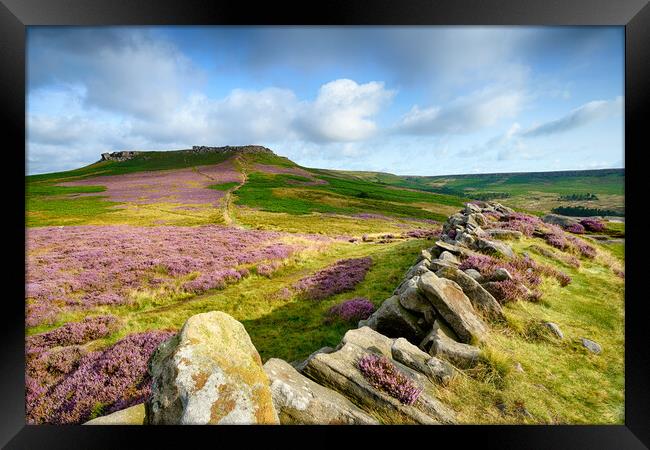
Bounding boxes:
[460,253,571,303]
[357,354,422,405]
[484,279,531,304]
[565,223,586,234]
[27,315,121,351]
[293,257,373,300]
[61,160,243,206]
[26,225,316,326]
[325,298,375,323]
[580,218,605,232]
[26,330,174,424]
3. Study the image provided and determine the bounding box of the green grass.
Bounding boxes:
[433,237,625,424]
[33,238,433,363]
[233,171,458,222]
[209,181,240,191]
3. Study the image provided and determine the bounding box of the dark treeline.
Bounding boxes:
[558,193,599,201]
[552,205,623,217]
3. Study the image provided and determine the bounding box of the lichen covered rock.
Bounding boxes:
[145,311,279,424]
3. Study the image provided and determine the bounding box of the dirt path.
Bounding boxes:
[222,169,248,226]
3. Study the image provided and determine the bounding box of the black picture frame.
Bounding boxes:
[3,0,648,448]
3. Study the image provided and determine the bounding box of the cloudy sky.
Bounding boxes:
[26,26,624,175]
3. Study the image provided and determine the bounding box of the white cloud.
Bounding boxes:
[295,79,395,142]
[522,96,623,137]
[397,87,526,136]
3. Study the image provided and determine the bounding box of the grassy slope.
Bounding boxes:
[26,149,465,230]
[350,168,625,216]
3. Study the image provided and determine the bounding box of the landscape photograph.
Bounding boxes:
[25,26,625,425]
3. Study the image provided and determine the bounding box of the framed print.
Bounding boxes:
[2,0,649,448]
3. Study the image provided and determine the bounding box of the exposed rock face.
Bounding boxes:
[542,214,580,228]
[434,266,504,321]
[100,151,141,161]
[264,358,378,425]
[417,272,488,343]
[359,296,426,344]
[421,321,482,369]
[391,338,456,385]
[404,260,432,280]
[397,278,437,326]
[339,327,395,358]
[145,311,278,425]
[475,237,515,259]
[302,341,456,424]
[84,403,145,425]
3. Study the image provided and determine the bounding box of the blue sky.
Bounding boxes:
[26,26,624,175]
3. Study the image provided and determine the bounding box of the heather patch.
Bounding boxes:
[26,225,316,326]
[357,354,422,405]
[61,160,243,207]
[459,253,571,303]
[484,211,596,259]
[27,330,174,424]
[580,218,605,232]
[325,297,375,324]
[293,257,373,300]
[27,315,121,351]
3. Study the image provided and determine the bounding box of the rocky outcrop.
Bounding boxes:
[541,214,580,228]
[264,358,378,425]
[420,321,482,369]
[145,311,278,425]
[358,296,427,344]
[302,340,456,424]
[434,266,504,321]
[417,272,488,344]
[100,151,141,161]
[391,338,456,385]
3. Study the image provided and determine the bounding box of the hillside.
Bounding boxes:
[25,146,624,425]
[348,168,625,217]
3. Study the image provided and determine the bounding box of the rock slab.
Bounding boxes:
[264,358,378,425]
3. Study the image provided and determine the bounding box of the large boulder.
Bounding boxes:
[145,311,279,425]
[359,296,427,344]
[475,237,515,259]
[397,278,437,325]
[434,266,504,321]
[417,272,488,343]
[302,342,456,424]
[541,214,580,228]
[264,358,378,425]
[84,403,145,425]
[391,338,456,385]
[420,321,482,369]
